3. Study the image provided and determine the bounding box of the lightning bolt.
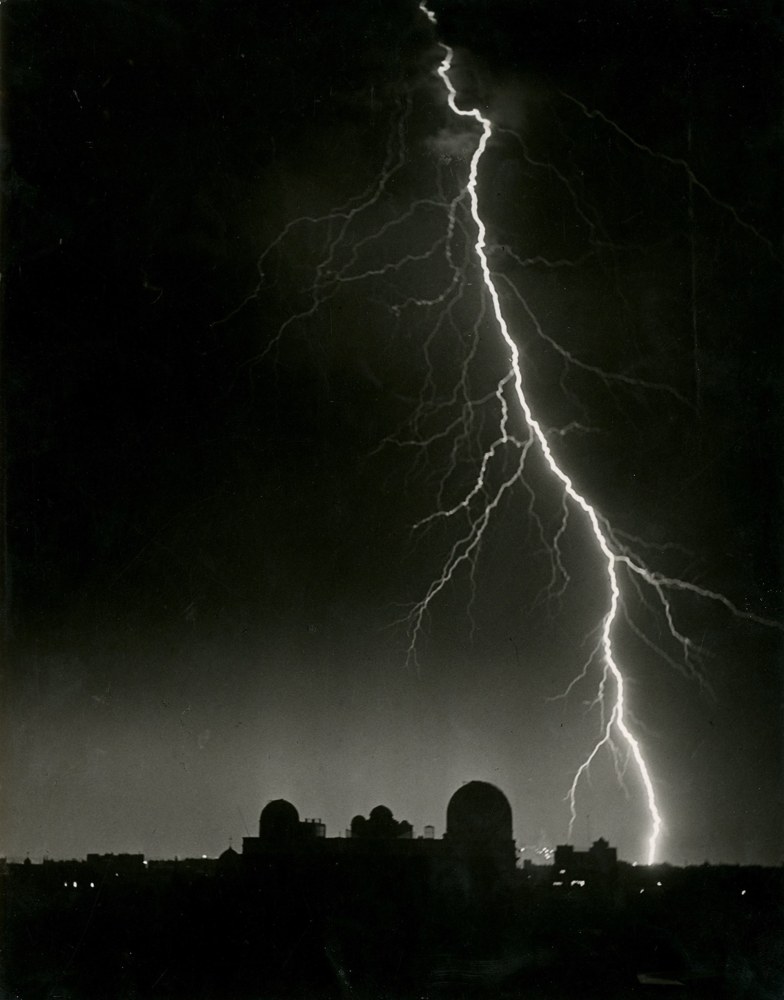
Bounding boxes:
[413,2,780,865]
[220,3,781,865]
[414,3,660,862]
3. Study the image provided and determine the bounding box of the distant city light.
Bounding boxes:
[72,881,77,888]
[552,880,564,887]
[570,879,586,887]
[518,845,554,861]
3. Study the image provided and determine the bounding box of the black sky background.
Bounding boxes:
[3,0,782,865]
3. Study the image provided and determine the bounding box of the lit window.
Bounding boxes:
[570,879,586,887]
[90,882,95,888]
[741,889,747,896]
[656,881,662,887]
[639,888,645,894]
[552,880,563,887]
[72,881,77,888]
[559,869,566,875]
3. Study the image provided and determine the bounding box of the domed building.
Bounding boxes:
[243,798,327,858]
[241,782,515,879]
[259,799,300,843]
[446,781,513,845]
[217,844,241,871]
[350,805,413,840]
[444,781,515,872]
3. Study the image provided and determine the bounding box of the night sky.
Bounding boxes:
[4,0,782,866]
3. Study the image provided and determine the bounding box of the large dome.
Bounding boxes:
[259,799,300,841]
[446,781,513,845]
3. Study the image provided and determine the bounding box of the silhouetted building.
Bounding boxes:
[241,780,516,881]
[446,781,512,844]
[351,805,413,839]
[217,845,241,871]
[553,838,618,891]
[243,798,327,855]
[259,798,300,842]
[85,852,146,874]
[445,780,516,869]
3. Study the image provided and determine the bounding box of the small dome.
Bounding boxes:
[446,781,513,844]
[259,799,300,841]
[351,805,410,839]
